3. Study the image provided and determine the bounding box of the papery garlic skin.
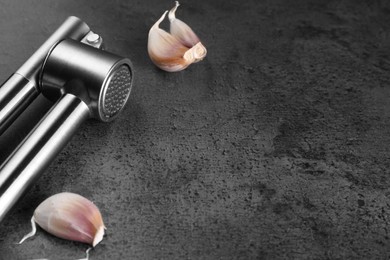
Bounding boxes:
[33,192,105,247]
[148,1,207,72]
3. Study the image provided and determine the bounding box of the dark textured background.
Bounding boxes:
[0,0,390,259]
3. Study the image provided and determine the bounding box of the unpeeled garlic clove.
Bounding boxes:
[147,1,207,72]
[19,192,105,247]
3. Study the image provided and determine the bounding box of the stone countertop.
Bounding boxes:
[0,0,390,259]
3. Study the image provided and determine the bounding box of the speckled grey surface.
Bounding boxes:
[0,0,390,259]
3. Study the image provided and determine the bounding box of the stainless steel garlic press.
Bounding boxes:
[0,16,134,222]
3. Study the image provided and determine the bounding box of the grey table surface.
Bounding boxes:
[0,0,390,259]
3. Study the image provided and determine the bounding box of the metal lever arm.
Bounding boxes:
[0,75,37,135]
[0,93,89,222]
[0,16,90,135]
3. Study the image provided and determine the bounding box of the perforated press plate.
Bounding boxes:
[101,65,132,120]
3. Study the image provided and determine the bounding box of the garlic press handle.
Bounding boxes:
[0,94,89,222]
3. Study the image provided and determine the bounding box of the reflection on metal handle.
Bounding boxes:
[0,94,89,222]
[0,74,37,134]
[0,16,90,135]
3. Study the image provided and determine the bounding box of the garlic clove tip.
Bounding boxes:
[150,10,168,32]
[92,225,105,247]
[168,1,180,22]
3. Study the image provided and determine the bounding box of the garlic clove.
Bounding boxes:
[148,11,192,72]
[168,1,200,48]
[147,2,207,72]
[19,192,105,247]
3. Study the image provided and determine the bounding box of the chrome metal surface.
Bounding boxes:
[40,39,133,121]
[0,16,90,135]
[0,94,89,222]
[17,16,90,82]
[101,65,132,120]
[81,31,104,49]
[0,74,37,134]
